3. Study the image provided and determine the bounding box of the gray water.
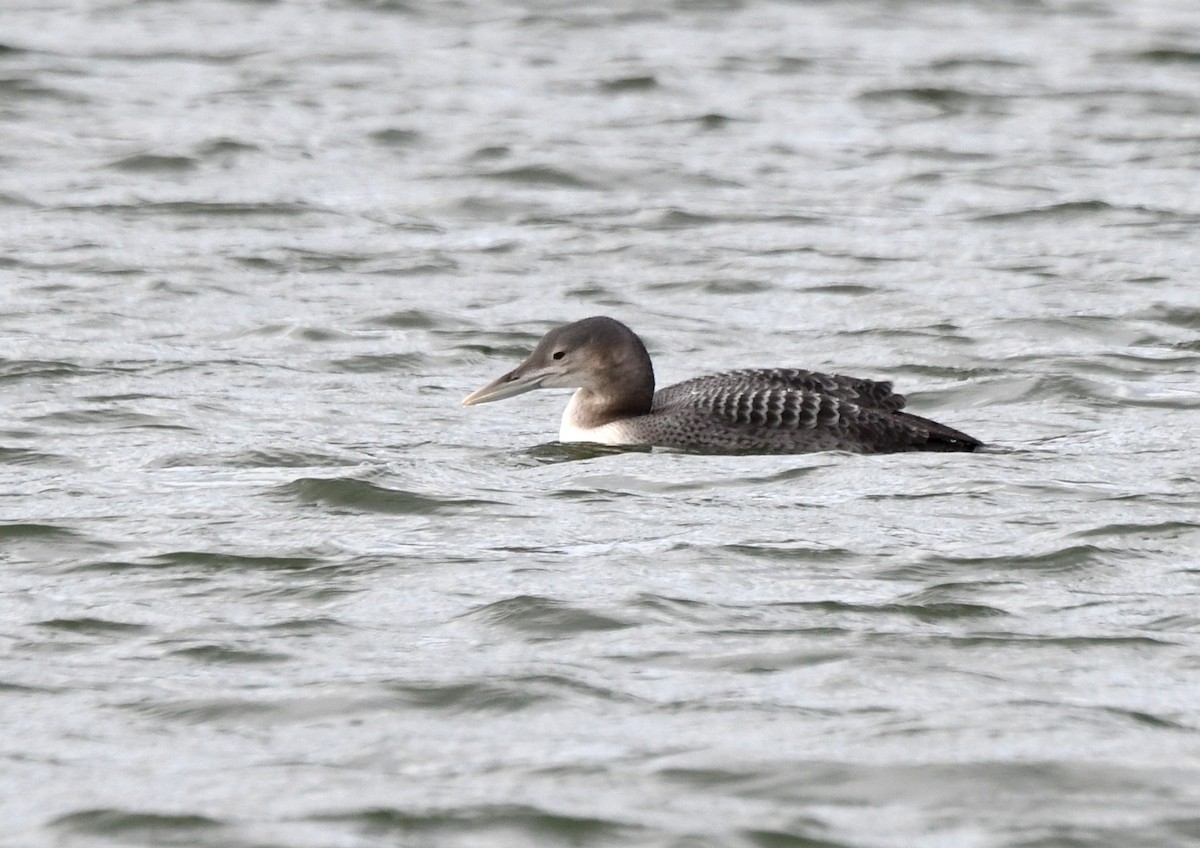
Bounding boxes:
[3,0,1200,846]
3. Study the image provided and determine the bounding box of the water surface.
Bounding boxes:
[3,1,1200,846]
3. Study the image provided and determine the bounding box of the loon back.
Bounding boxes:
[649,369,981,454]
[655,368,907,413]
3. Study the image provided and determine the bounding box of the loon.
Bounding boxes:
[462,316,982,454]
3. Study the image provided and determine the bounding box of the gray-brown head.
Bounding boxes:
[462,316,656,418]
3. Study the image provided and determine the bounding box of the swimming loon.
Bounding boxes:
[462,316,982,454]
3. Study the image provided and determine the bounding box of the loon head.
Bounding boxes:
[462,316,655,413]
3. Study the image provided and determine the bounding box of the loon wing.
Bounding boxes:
[653,369,978,452]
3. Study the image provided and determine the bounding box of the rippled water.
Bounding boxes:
[4,0,1200,846]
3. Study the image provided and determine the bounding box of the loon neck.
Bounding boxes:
[564,382,653,429]
[563,321,656,427]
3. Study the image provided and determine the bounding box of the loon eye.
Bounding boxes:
[552,350,566,360]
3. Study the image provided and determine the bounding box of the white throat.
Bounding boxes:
[558,389,635,445]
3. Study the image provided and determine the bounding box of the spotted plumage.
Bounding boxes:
[463,317,982,455]
[649,370,977,453]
